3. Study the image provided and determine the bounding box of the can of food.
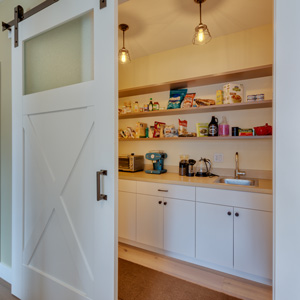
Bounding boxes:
[256,94,265,101]
[247,95,256,102]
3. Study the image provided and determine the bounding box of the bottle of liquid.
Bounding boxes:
[219,116,230,136]
[208,116,219,136]
[149,98,153,111]
[133,101,139,113]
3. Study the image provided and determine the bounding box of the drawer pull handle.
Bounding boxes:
[227,211,232,216]
[158,201,162,204]
[158,189,168,192]
[235,212,239,217]
[164,202,167,205]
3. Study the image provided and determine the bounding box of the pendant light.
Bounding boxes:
[192,0,212,45]
[119,24,131,64]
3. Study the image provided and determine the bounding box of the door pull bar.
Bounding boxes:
[97,170,107,201]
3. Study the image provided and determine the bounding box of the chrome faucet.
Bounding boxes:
[235,152,246,179]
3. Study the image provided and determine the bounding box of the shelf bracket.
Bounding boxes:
[2,0,59,47]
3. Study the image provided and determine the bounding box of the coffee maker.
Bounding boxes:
[145,151,168,174]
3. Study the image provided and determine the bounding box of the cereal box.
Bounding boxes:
[223,83,244,104]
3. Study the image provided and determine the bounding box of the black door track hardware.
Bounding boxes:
[2,0,60,47]
[2,0,107,48]
[100,0,107,9]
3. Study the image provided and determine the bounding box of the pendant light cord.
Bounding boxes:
[123,30,125,48]
[199,1,202,24]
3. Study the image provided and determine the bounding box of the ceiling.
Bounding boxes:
[118,0,273,60]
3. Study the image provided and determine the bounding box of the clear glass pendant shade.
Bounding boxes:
[119,24,131,64]
[118,47,131,64]
[192,23,212,45]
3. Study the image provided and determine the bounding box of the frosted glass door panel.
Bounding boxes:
[24,11,94,95]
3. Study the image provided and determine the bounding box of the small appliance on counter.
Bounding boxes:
[145,151,168,174]
[195,158,212,177]
[119,153,144,172]
[179,154,189,176]
[186,159,196,177]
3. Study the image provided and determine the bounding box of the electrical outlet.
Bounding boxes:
[214,153,224,163]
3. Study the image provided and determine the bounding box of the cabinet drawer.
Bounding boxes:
[137,181,195,201]
[196,187,272,211]
[118,179,136,193]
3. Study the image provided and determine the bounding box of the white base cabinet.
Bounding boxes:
[163,197,195,257]
[234,208,272,279]
[137,194,164,248]
[196,202,234,268]
[196,187,273,280]
[119,191,137,241]
[136,183,196,257]
[118,179,273,283]
[118,180,137,241]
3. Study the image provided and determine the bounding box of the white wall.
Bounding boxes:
[274,1,300,299]
[119,24,273,90]
[119,25,273,173]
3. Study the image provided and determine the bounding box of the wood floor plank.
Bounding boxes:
[118,243,272,300]
[0,279,19,300]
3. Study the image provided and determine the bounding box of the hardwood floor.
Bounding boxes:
[0,245,272,300]
[118,243,272,300]
[0,278,19,300]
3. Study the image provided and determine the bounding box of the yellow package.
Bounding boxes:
[216,90,224,105]
[196,123,209,137]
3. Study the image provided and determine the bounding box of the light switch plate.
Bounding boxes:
[214,153,224,163]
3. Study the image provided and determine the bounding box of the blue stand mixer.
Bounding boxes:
[145,151,168,174]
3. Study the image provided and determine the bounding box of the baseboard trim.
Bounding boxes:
[0,263,12,284]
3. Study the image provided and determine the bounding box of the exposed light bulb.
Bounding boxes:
[121,51,127,63]
[198,28,204,43]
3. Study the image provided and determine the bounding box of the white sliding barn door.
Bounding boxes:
[11,1,118,299]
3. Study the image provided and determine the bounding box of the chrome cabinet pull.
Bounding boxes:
[97,170,107,201]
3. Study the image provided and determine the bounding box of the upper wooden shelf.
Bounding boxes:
[119,136,272,142]
[119,64,273,98]
[119,100,272,119]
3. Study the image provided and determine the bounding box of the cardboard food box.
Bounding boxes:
[216,90,224,105]
[135,122,147,138]
[196,123,209,137]
[223,83,244,104]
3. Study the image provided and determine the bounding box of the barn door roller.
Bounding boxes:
[2,0,106,48]
[2,0,60,47]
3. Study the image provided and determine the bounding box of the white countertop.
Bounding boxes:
[119,171,272,194]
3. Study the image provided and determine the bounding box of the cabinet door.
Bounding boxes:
[163,198,195,257]
[196,202,234,268]
[234,208,272,279]
[118,191,137,241]
[137,194,164,248]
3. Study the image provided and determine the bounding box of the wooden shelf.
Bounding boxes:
[119,100,272,119]
[119,65,273,98]
[119,136,272,142]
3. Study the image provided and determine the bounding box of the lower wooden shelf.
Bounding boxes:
[119,136,272,141]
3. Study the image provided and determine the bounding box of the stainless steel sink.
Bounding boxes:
[215,177,258,186]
